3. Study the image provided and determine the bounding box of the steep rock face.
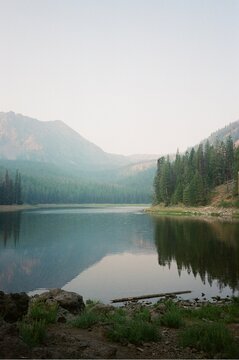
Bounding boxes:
[0,112,129,170]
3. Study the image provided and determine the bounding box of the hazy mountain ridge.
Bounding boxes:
[0,112,131,170]
[0,111,157,203]
[201,119,239,146]
[1,111,239,204]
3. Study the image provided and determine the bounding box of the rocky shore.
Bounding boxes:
[1,289,239,359]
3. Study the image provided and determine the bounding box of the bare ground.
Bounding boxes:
[0,319,208,359]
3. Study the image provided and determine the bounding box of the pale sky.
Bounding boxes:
[0,0,238,155]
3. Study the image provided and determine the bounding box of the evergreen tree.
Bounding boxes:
[154,138,238,207]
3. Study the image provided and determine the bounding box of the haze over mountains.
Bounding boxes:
[0,112,159,203]
[0,112,159,171]
[0,111,239,204]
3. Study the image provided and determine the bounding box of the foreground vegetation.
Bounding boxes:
[1,291,236,358]
[18,299,58,347]
[68,297,239,358]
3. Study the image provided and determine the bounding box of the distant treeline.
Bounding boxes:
[0,170,22,205]
[21,177,151,204]
[154,137,239,206]
[0,167,152,205]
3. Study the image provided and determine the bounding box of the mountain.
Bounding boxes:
[0,111,131,171]
[201,119,239,146]
[0,111,157,203]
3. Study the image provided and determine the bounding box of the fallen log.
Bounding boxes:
[111,290,191,303]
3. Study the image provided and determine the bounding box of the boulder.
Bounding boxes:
[0,291,29,322]
[36,289,85,314]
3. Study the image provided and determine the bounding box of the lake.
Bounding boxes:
[0,206,239,303]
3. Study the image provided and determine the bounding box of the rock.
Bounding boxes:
[36,289,85,315]
[0,291,29,322]
[56,306,75,323]
[155,303,166,313]
[89,303,114,315]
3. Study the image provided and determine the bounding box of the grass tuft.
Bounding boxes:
[180,322,239,358]
[18,319,46,348]
[28,300,58,324]
[161,308,184,328]
[71,310,104,329]
[107,318,160,344]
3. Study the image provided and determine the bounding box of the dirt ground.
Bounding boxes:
[0,319,208,359]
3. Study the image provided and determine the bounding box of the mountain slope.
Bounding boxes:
[0,111,156,203]
[0,111,130,171]
[202,119,239,146]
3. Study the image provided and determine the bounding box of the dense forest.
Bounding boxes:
[0,170,22,205]
[21,176,150,204]
[154,137,239,206]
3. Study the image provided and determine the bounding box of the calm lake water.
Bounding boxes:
[0,206,239,303]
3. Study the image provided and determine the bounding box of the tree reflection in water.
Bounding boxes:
[154,216,239,291]
[0,212,21,247]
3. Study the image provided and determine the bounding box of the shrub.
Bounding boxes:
[107,318,160,344]
[187,303,223,322]
[71,310,104,329]
[133,307,151,322]
[18,319,46,347]
[161,308,184,328]
[180,322,239,358]
[28,300,58,324]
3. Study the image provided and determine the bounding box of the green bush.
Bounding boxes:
[161,308,184,328]
[18,319,46,347]
[28,300,58,324]
[180,322,239,358]
[107,318,160,344]
[133,307,151,322]
[219,200,233,208]
[71,310,104,329]
[187,303,223,322]
[186,301,239,324]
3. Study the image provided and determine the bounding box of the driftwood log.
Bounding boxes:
[111,290,191,303]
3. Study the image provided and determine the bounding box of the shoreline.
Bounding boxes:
[0,203,150,213]
[1,289,239,359]
[145,204,239,219]
[1,203,239,220]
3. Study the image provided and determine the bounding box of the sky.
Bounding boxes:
[0,0,238,155]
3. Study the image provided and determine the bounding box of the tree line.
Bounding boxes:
[0,170,22,205]
[154,137,239,206]
[21,176,151,204]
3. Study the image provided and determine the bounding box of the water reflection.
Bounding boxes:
[0,207,154,293]
[0,208,239,300]
[0,212,21,247]
[153,216,239,291]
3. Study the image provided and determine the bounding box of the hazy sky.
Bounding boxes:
[0,0,238,155]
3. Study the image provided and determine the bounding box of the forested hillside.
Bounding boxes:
[154,137,239,206]
[0,112,156,204]
[0,170,22,205]
[0,161,152,204]
[202,120,239,146]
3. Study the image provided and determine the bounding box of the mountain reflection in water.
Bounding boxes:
[0,207,238,301]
